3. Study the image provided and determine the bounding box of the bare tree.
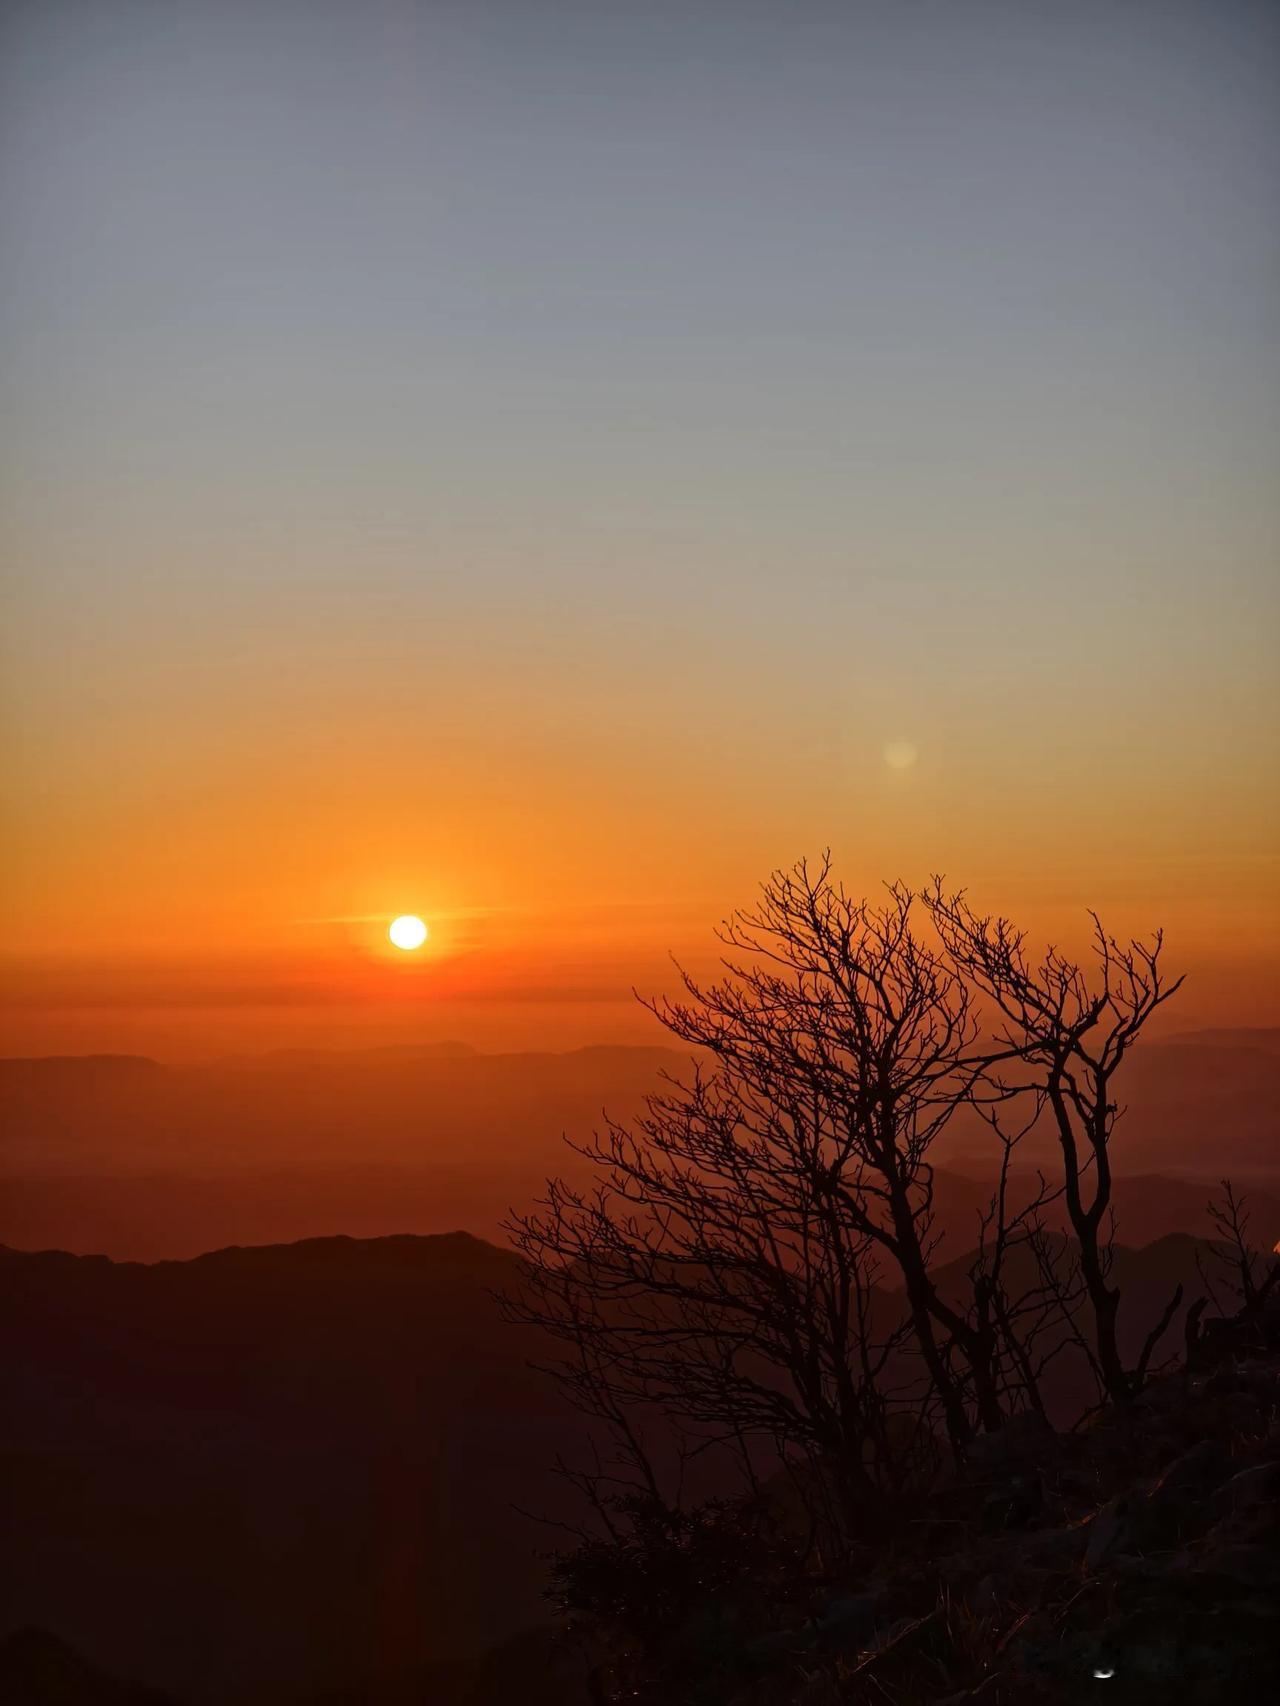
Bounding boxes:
[922,882,1185,1402]
[505,1053,915,1541]
[504,860,1070,1549]
[1197,1178,1280,1324]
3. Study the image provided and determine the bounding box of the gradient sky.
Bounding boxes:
[2,0,1278,1056]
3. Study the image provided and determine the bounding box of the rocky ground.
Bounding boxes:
[843,1357,1280,1706]
[828,1351,1280,1704]
[549,1330,1280,1705]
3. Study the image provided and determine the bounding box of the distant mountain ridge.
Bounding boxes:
[5,1023,1274,1070]
[1,1035,1276,1260]
[1168,1025,1280,1051]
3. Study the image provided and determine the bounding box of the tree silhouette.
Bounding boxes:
[507,857,1170,1544]
[1195,1178,1280,1342]
[921,881,1186,1402]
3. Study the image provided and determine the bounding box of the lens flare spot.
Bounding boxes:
[883,739,919,771]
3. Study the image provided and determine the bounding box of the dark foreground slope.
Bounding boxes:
[0,1234,595,1706]
[2,1229,1260,1704]
[0,1627,182,1706]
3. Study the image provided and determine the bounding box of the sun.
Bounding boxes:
[389,914,428,951]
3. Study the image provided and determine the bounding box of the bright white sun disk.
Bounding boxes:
[389,915,428,951]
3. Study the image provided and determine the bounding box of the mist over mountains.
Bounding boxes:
[2,1032,1277,1262]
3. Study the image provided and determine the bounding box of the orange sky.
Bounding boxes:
[3,748,1276,1059]
[2,1,1278,1059]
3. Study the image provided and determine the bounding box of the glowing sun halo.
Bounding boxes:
[389,914,428,951]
